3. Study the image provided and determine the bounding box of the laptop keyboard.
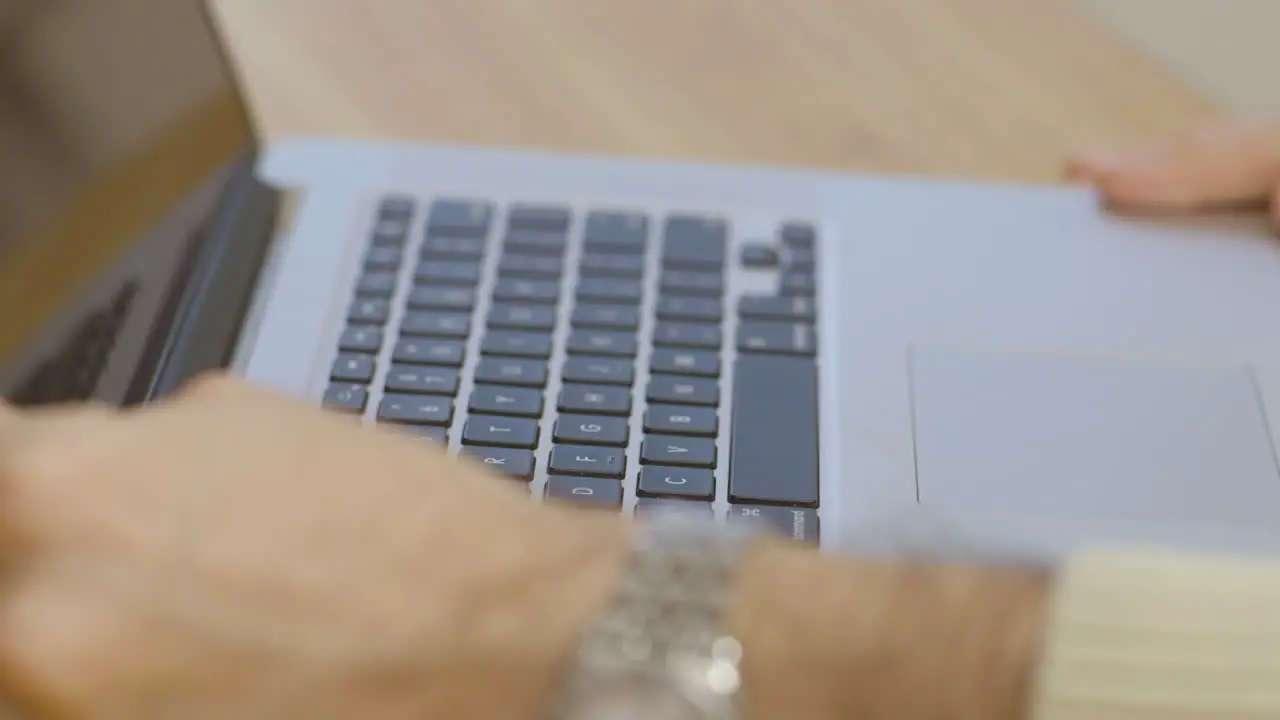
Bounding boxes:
[7,281,139,407]
[324,196,820,541]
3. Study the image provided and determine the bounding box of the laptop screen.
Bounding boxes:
[0,2,271,406]
[0,0,252,251]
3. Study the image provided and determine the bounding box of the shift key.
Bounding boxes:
[729,355,819,506]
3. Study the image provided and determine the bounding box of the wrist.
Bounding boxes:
[409,505,632,719]
[728,540,1053,720]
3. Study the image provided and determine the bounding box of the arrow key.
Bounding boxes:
[640,435,716,468]
[469,385,544,417]
[463,415,540,449]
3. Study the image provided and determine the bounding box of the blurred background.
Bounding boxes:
[0,0,1276,259]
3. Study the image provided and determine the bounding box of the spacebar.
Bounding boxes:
[729,355,820,507]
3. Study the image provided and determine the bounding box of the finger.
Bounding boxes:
[1067,122,1280,212]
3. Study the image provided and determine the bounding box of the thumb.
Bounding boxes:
[1067,122,1280,213]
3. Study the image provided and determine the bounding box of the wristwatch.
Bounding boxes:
[546,507,765,720]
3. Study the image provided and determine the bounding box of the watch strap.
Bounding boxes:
[548,508,764,719]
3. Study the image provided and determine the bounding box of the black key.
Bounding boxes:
[504,230,567,256]
[496,253,563,279]
[656,296,721,322]
[462,415,540,449]
[637,466,715,501]
[508,204,571,232]
[740,243,779,268]
[494,279,561,304]
[469,385,544,417]
[498,254,562,279]
[558,384,632,415]
[553,415,629,446]
[377,393,454,425]
[364,246,404,271]
[481,331,553,358]
[644,405,718,436]
[577,278,642,304]
[420,236,486,260]
[400,312,471,338]
[661,271,723,296]
[785,246,816,271]
[392,338,465,366]
[738,295,816,322]
[650,348,720,377]
[398,425,448,445]
[322,383,368,413]
[339,326,383,353]
[584,210,648,253]
[737,322,817,356]
[462,446,536,481]
[729,355,819,507]
[415,261,481,285]
[331,352,376,383]
[780,272,816,296]
[370,217,411,246]
[488,304,557,331]
[579,253,645,278]
[662,215,727,269]
[474,357,549,387]
[653,322,721,349]
[549,445,626,478]
[646,375,719,406]
[545,475,623,508]
[640,435,717,468]
[562,357,634,386]
[572,304,640,330]
[634,497,712,517]
[348,298,391,325]
[405,286,473,311]
[384,365,460,395]
[567,330,637,358]
[355,271,397,297]
[427,198,492,237]
[377,195,416,219]
[780,221,816,249]
[729,505,820,543]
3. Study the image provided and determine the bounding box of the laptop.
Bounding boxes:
[5,7,1280,563]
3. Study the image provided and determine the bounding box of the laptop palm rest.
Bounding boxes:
[910,346,1280,529]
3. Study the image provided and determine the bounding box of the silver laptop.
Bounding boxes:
[6,8,1280,562]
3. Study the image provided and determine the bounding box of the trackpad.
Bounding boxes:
[911,347,1280,527]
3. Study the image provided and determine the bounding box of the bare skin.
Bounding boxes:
[0,120,1271,718]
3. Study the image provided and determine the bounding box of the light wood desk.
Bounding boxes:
[1,0,1219,365]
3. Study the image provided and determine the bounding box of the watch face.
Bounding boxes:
[568,676,703,720]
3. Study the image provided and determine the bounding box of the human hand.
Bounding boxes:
[0,375,626,718]
[1066,121,1280,225]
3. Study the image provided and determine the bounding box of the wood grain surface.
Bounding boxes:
[3,0,1220,365]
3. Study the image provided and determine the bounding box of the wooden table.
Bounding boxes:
[1,0,1219,364]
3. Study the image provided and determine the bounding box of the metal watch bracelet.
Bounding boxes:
[546,508,765,720]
